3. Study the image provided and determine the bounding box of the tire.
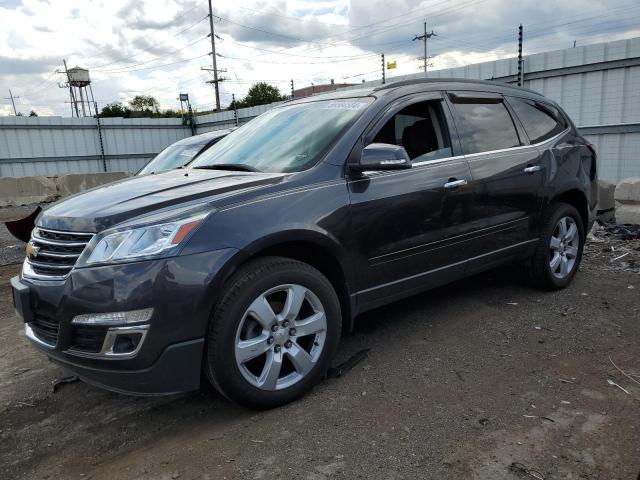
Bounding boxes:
[204,256,341,409]
[524,202,585,290]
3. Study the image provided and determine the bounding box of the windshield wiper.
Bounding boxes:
[194,164,261,173]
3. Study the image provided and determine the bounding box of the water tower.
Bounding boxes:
[63,60,97,117]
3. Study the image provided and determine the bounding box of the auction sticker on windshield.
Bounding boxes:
[320,101,368,110]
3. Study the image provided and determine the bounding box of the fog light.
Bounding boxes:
[113,333,143,354]
[72,308,153,326]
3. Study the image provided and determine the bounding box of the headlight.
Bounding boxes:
[82,214,205,265]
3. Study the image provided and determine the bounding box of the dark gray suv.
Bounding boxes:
[11,79,597,409]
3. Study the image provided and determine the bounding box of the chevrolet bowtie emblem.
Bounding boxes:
[26,242,40,259]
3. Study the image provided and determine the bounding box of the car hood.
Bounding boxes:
[38,169,287,232]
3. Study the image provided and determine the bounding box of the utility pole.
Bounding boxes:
[517,24,523,87]
[290,79,295,99]
[414,21,436,73]
[61,59,79,117]
[5,90,19,115]
[381,53,386,84]
[94,101,107,172]
[232,93,238,126]
[207,0,221,111]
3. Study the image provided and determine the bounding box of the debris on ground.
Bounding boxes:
[584,221,640,273]
[326,349,371,379]
[52,375,80,393]
[509,462,545,479]
[606,378,630,395]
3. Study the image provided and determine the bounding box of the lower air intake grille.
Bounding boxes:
[70,325,108,354]
[30,314,61,347]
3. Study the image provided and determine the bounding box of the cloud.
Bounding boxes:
[0,55,58,74]
[0,0,638,117]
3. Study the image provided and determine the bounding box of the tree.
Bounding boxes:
[29,110,38,117]
[129,95,160,113]
[231,83,286,109]
[99,102,131,118]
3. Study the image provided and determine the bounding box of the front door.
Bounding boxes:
[348,94,474,310]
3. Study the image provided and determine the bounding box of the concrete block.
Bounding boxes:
[614,177,640,204]
[597,180,616,210]
[597,179,616,221]
[0,176,57,208]
[56,172,129,197]
[615,203,640,225]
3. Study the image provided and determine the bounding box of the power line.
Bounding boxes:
[93,36,208,73]
[87,14,209,69]
[77,0,206,63]
[219,37,380,59]
[91,53,209,75]
[219,0,483,63]
[440,3,640,49]
[217,53,378,65]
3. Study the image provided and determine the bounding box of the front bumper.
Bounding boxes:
[11,248,240,395]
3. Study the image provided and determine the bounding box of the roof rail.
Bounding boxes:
[373,77,541,96]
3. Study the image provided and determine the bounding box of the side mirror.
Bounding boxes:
[349,143,412,172]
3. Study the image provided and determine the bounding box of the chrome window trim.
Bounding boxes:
[359,127,570,179]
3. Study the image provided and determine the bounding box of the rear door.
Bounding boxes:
[348,93,475,309]
[445,91,543,269]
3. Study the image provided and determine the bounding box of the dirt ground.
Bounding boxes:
[1,236,639,479]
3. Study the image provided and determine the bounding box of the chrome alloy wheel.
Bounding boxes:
[549,216,579,279]
[234,284,327,391]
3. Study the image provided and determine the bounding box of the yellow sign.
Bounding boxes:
[387,61,397,70]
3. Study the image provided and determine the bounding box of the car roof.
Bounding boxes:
[284,78,545,104]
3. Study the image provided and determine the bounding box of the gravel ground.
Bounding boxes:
[0,205,35,266]
[0,236,639,479]
[0,224,25,266]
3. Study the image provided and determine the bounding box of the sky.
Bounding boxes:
[0,0,639,116]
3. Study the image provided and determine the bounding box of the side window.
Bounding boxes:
[507,96,567,143]
[450,99,521,154]
[371,101,452,162]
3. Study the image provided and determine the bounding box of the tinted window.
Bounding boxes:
[372,101,452,162]
[508,97,566,143]
[451,100,520,154]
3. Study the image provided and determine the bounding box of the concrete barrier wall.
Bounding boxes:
[615,177,640,224]
[0,171,129,207]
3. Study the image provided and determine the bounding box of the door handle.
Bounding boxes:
[524,165,541,174]
[443,179,468,189]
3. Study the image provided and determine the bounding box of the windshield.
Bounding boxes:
[138,143,206,175]
[191,97,373,173]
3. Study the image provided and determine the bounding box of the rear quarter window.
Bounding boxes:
[507,96,567,143]
[449,99,521,154]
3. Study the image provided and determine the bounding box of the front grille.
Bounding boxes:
[27,227,93,279]
[30,314,61,346]
[70,325,108,353]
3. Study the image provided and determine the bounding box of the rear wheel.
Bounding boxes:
[204,257,341,409]
[524,202,584,290]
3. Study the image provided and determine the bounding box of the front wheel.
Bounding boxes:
[204,257,341,409]
[524,202,584,290]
